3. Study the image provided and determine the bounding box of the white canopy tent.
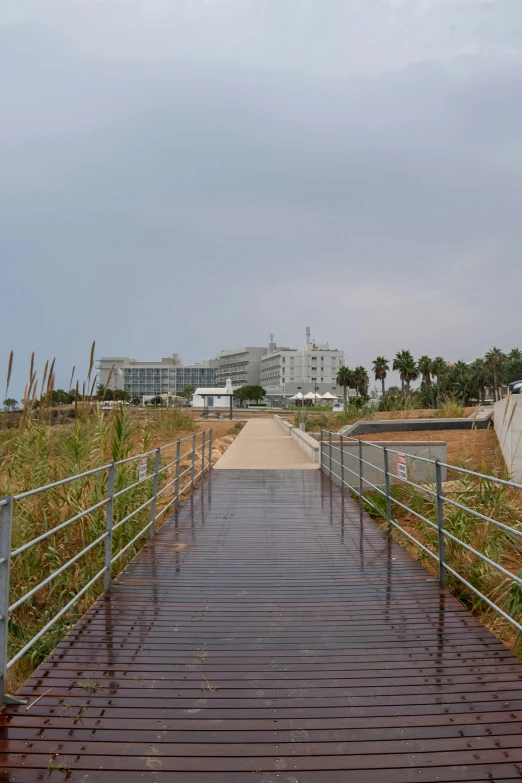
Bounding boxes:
[321,391,338,400]
[290,392,303,400]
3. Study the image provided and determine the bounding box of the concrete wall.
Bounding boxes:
[494,395,522,483]
[323,439,447,490]
[273,415,321,464]
[339,413,493,437]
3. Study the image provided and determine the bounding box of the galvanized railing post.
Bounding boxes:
[358,439,363,507]
[104,464,116,591]
[383,447,392,536]
[0,498,13,705]
[340,434,344,489]
[175,440,181,508]
[329,431,333,477]
[191,434,196,488]
[319,430,323,471]
[208,429,213,471]
[435,460,446,587]
[202,431,206,476]
[149,447,161,538]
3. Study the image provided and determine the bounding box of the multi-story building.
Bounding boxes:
[260,343,345,402]
[97,354,217,399]
[215,347,268,388]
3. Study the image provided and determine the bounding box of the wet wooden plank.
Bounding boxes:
[2,469,522,782]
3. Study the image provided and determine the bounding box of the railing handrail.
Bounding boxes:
[321,429,522,491]
[0,428,213,704]
[12,432,200,501]
[318,428,522,637]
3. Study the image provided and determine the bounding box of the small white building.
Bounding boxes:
[192,379,235,409]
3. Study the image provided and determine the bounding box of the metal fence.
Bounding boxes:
[319,429,522,638]
[0,429,212,705]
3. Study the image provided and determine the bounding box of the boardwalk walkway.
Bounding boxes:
[214,418,317,470]
[2,468,522,780]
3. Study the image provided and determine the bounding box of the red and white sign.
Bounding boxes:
[139,455,147,481]
[397,453,407,480]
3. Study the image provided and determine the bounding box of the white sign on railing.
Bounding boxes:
[138,455,147,481]
[397,453,407,480]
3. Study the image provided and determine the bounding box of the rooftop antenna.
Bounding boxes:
[269,333,275,344]
[306,326,311,346]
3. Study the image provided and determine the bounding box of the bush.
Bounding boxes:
[436,397,466,418]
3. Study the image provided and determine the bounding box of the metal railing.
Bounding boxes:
[0,429,212,705]
[319,429,522,637]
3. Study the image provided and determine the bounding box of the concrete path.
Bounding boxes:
[214,418,318,469]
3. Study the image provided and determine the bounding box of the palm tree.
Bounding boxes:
[469,359,487,405]
[509,348,522,361]
[336,366,353,412]
[417,356,433,389]
[432,357,447,382]
[485,347,506,401]
[353,366,369,397]
[372,356,389,398]
[393,350,418,393]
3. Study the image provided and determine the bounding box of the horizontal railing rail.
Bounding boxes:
[0,428,213,705]
[319,429,522,638]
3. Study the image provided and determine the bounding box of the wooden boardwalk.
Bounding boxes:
[2,470,522,781]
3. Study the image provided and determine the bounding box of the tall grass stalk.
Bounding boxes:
[0,348,197,690]
[364,469,522,654]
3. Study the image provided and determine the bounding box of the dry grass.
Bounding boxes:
[0,345,244,691]
[364,467,522,657]
[352,426,503,473]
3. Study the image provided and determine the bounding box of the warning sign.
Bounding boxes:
[138,455,147,481]
[397,453,407,481]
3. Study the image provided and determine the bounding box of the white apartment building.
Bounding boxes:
[215,347,267,388]
[97,354,217,399]
[260,343,345,401]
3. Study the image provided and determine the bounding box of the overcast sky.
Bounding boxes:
[2,0,522,396]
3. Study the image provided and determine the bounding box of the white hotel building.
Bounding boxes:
[260,343,345,403]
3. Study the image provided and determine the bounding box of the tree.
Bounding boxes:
[336,366,353,411]
[506,358,522,384]
[432,357,447,383]
[508,348,522,361]
[239,385,266,404]
[52,389,69,406]
[393,350,418,392]
[372,357,389,398]
[179,385,195,401]
[233,387,248,408]
[149,396,164,406]
[353,366,369,398]
[417,356,433,389]
[485,347,506,401]
[113,389,130,402]
[468,359,487,405]
[3,398,18,411]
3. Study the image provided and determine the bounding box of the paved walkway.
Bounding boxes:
[4,470,522,781]
[214,418,318,470]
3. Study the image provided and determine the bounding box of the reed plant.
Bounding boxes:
[1,346,196,689]
[364,467,522,654]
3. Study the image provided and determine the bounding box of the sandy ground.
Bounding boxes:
[353,426,503,472]
[214,419,318,470]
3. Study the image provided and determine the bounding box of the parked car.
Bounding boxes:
[508,380,522,394]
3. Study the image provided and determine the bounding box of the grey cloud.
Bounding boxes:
[1,1,522,395]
